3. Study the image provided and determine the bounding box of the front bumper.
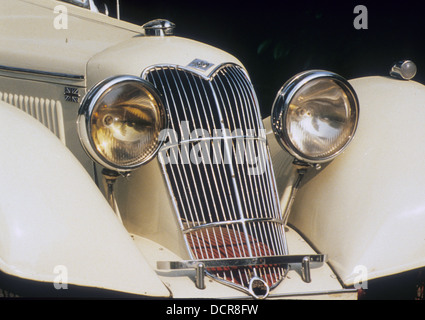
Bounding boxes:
[132,226,357,300]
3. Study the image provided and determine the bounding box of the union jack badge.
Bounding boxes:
[64,87,80,103]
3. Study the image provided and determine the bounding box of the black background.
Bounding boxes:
[94,0,425,116]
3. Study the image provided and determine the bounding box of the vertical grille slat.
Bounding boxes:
[143,64,288,293]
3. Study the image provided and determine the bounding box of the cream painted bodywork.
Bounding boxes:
[0,0,382,299]
[0,0,241,177]
[0,0,142,80]
[86,35,242,88]
[269,76,425,286]
[0,96,354,298]
[0,100,169,297]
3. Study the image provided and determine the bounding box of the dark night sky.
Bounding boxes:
[95,0,425,115]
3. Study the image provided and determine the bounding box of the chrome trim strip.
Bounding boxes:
[0,65,85,81]
[182,217,285,234]
[142,63,247,81]
[267,288,358,299]
[207,273,276,299]
[157,254,327,270]
[158,135,267,152]
[228,288,359,300]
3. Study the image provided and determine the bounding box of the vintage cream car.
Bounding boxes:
[0,0,424,300]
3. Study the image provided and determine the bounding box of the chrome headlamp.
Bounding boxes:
[77,75,167,172]
[271,70,359,164]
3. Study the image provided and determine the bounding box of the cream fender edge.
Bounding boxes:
[268,76,425,286]
[0,101,169,297]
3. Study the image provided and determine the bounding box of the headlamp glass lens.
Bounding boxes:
[79,77,166,171]
[287,78,355,160]
[272,71,359,163]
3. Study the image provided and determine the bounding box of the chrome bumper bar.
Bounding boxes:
[157,254,327,290]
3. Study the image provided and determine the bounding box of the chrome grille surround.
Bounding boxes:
[142,63,289,297]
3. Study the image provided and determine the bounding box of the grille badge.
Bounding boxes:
[188,59,214,71]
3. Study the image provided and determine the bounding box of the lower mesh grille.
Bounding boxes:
[187,226,286,288]
[143,64,287,293]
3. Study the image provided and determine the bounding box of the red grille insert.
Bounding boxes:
[186,227,285,287]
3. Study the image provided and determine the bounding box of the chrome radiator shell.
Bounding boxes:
[143,64,288,296]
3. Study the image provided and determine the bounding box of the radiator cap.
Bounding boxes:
[142,19,175,36]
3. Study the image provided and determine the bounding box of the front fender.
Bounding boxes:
[271,76,425,286]
[0,101,169,297]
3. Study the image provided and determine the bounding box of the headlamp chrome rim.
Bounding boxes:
[271,70,359,164]
[77,75,167,172]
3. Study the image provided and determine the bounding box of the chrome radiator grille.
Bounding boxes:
[143,64,288,295]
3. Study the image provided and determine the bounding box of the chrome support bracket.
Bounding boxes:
[102,168,124,223]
